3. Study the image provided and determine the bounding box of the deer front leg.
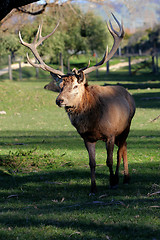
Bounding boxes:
[84,141,97,193]
[116,141,130,184]
[106,137,118,188]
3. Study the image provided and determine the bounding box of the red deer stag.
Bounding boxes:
[19,14,135,193]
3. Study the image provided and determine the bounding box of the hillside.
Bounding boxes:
[76,0,160,33]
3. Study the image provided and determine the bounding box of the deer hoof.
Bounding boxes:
[123,175,130,184]
[91,182,97,193]
[110,175,119,189]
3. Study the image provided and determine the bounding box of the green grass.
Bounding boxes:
[0,62,160,239]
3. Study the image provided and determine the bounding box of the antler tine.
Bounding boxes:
[39,22,43,38]
[83,46,108,75]
[37,21,60,46]
[77,60,91,73]
[109,13,124,37]
[19,31,30,48]
[97,46,108,65]
[33,24,41,44]
[112,13,124,35]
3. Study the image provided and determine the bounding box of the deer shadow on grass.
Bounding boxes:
[0,160,159,239]
[0,158,159,202]
[0,128,159,152]
[0,128,159,203]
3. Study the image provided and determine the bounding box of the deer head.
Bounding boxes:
[56,71,87,108]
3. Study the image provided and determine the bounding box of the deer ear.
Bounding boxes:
[77,71,86,84]
[59,81,63,89]
[50,72,62,82]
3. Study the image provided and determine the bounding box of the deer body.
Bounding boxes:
[65,84,135,142]
[19,14,136,193]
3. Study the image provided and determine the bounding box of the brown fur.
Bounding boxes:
[56,73,135,192]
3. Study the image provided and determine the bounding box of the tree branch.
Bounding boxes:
[0,0,39,21]
[17,3,47,16]
[150,114,160,122]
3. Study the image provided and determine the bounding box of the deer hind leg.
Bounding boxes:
[115,122,131,184]
[105,137,118,188]
[115,141,130,184]
[84,141,97,193]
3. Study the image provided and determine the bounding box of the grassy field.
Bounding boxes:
[0,59,160,240]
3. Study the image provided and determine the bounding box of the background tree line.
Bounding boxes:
[0,4,110,66]
[125,25,160,55]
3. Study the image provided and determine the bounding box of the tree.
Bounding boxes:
[17,4,109,62]
[0,0,39,21]
[82,11,108,54]
[0,34,19,57]
[124,23,160,54]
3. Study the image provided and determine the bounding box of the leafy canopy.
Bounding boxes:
[0,5,109,61]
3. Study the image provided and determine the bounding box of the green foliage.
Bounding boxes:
[127,24,160,53]
[82,12,108,54]
[0,34,19,57]
[149,24,160,46]
[2,5,109,63]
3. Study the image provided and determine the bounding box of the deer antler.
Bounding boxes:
[19,22,64,77]
[82,13,124,75]
[19,14,124,78]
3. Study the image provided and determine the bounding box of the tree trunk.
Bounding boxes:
[156,54,159,73]
[128,56,131,75]
[60,53,64,73]
[8,55,12,80]
[106,61,109,75]
[67,58,70,73]
[19,61,22,80]
[152,55,156,73]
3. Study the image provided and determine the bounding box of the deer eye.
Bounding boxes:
[73,85,78,89]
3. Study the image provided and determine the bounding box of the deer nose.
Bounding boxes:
[56,98,64,107]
